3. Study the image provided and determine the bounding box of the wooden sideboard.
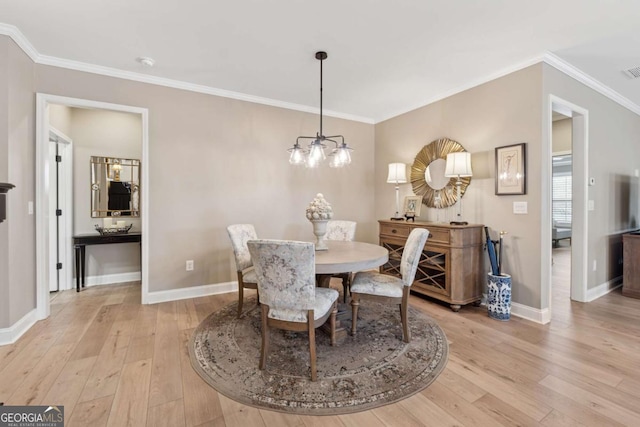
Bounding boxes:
[623,232,640,299]
[378,220,484,311]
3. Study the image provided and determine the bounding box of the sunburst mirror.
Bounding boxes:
[410,138,471,208]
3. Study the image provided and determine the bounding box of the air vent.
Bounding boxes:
[624,66,640,79]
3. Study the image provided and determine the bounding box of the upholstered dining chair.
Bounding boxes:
[325,220,357,302]
[350,228,429,343]
[247,239,338,381]
[227,224,259,318]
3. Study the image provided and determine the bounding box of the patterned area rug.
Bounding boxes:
[189,296,448,415]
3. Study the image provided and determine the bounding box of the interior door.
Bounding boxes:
[49,129,72,292]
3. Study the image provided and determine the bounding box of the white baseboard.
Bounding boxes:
[586,276,623,302]
[0,309,38,346]
[511,302,550,324]
[70,272,142,289]
[146,281,239,304]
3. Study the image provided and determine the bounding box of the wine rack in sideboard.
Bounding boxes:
[378,220,484,311]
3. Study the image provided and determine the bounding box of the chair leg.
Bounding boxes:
[308,310,317,381]
[237,280,244,318]
[350,294,360,337]
[400,299,410,343]
[330,302,337,346]
[259,305,269,370]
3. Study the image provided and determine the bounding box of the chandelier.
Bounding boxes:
[288,51,353,168]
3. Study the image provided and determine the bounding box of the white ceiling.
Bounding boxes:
[2,0,640,123]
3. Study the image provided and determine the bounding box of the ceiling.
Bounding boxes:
[2,0,640,123]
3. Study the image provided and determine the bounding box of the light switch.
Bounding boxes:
[588,200,595,211]
[513,201,528,214]
[28,201,34,215]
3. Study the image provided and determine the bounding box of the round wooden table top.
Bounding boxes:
[314,241,389,274]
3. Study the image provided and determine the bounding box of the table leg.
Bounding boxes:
[75,245,81,292]
[81,246,86,288]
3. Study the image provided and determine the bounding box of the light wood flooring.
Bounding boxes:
[2,277,640,426]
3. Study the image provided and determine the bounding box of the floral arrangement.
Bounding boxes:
[305,193,333,220]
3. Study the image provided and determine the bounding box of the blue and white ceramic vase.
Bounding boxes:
[487,273,512,321]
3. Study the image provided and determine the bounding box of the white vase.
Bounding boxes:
[311,219,329,251]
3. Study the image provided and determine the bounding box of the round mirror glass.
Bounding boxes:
[410,137,471,208]
[425,158,448,190]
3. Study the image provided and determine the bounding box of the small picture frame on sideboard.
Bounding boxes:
[403,195,422,219]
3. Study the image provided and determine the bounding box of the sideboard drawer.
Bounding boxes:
[380,222,410,238]
[427,228,450,244]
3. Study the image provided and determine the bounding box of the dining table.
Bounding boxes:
[313,240,389,339]
[314,240,389,286]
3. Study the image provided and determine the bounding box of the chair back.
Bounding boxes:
[226,224,258,272]
[400,228,430,286]
[247,239,316,310]
[325,220,357,241]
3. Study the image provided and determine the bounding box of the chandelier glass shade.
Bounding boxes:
[288,51,353,168]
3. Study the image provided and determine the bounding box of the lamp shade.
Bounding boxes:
[444,152,473,177]
[387,163,407,184]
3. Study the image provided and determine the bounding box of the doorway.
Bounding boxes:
[545,95,589,322]
[551,114,573,317]
[36,94,150,320]
[48,127,73,293]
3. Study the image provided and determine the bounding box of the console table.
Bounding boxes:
[623,232,640,299]
[378,220,484,311]
[73,232,141,292]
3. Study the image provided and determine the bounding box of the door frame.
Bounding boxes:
[543,95,589,319]
[36,94,150,320]
[48,127,73,291]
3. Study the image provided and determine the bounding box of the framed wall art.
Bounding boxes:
[495,143,526,195]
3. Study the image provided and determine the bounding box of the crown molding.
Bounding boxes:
[0,23,39,61]
[0,23,374,124]
[3,22,639,123]
[37,54,375,124]
[542,51,640,117]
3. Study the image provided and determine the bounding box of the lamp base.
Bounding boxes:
[450,221,468,226]
[390,216,405,221]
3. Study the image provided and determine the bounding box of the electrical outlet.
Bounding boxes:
[186,260,194,271]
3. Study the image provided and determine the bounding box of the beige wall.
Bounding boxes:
[34,63,376,292]
[3,29,640,329]
[543,64,640,292]
[49,104,72,137]
[0,37,36,327]
[69,108,142,234]
[54,108,143,279]
[375,64,543,308]
[552,118,572,154]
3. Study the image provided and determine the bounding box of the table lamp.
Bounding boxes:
[444,152,472,225]
[387,163,407,221]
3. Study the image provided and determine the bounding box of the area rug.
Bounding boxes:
[189,296,448,415]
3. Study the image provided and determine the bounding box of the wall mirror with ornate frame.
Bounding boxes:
[410,137,471,208]
[91,156,140,218]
